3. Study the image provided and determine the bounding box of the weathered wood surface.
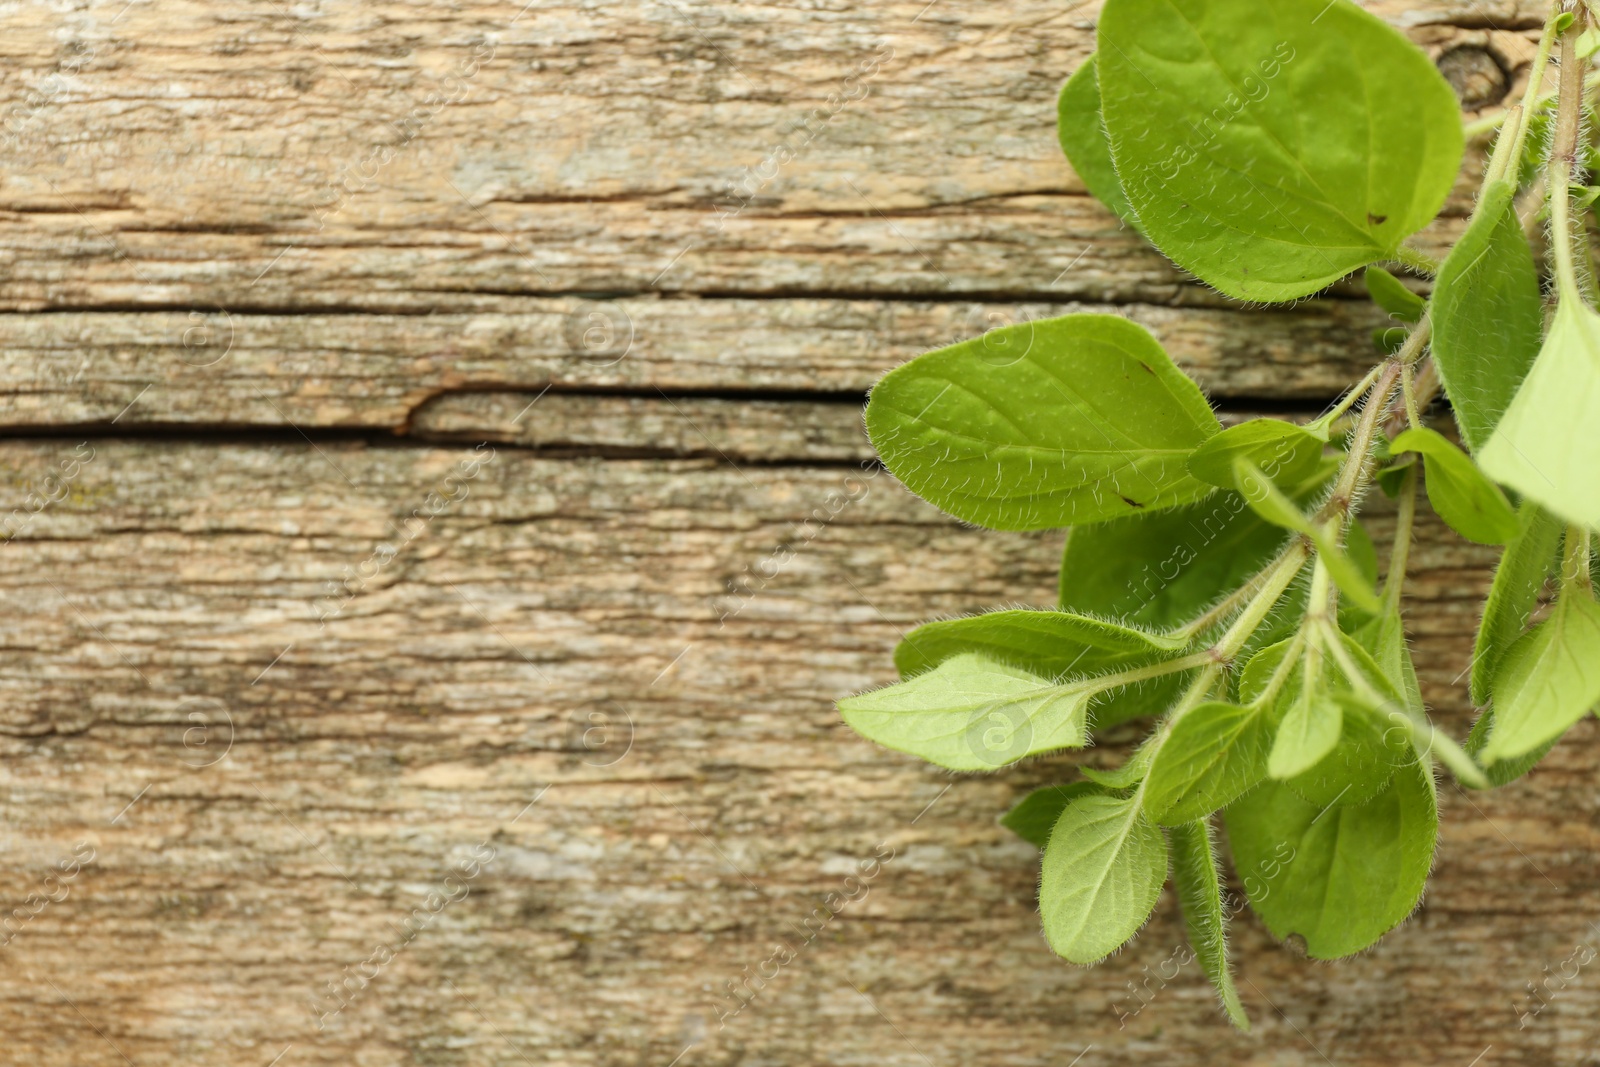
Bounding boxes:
[1,1,1596,1065]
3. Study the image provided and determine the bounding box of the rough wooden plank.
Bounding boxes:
[0,298,1395,430]
[0,438,1594,1066]
[0,2,1531,310]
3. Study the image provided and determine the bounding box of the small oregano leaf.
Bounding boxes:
[865,314,1221,531]
[1479,297,1600,531]
[1480,592,1600,764]
[1470,502,1563,706]
[1168,820,1249,1030]
[1187,419,1325,493]
[1283,695,1408,808]
[1364,267,1425,324]
[1096,0,1462,301]
[1057,55,1137,223]
[1144,700,1279,825]
[838,653,1092,771]
[1001,782,1104,849]
[1235,459,1382,614]
[1225,755,1437,959]
[1391,427,1520,545]
[1269,687,1343,779]
[1040,793,1168,964]
[1430,179,1544,451]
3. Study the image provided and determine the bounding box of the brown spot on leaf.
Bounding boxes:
[1368,213,1388,226]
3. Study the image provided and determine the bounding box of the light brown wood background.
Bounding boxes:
[0,1,1594,1064]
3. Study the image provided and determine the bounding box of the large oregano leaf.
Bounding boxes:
[1096,0,1462,300]
[865,314,1220,530]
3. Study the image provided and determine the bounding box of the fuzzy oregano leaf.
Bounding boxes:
[1169,820,1249,1031]
[1391,427,1520,545]
[1480,592,1600,765]
[1057,55,1137,223]
[1364,267,1425,324]
[865,314,1221,531]
[1471,502,1564,706]
[1144,700,1278,825]
[838,653,1093,771]
[894,610,1185,680]
[1040,793,1168,963]
[1226,756,1437,959]
[894,610,1190,730]
[1479,297,1600,532]
[1430,179,1543,451]
[1186,419,1325,493]
[1001,782,1104,849]
[1096,0,1462,301]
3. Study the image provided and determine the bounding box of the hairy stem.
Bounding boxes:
[1384,464,1418,615]
[1400,361,1424,427]
[1550,6,1592,304]
[1563,523,1594,595]
[1212,543,1310,662]
[1498,1,1565,180]
[1322,360,1402,524]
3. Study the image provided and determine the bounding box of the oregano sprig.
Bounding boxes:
[838,0,1600,1029]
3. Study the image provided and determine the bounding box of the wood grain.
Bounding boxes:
[1,0,1593,1064]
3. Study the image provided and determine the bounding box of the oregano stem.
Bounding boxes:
[1211,542,1310,661]
[1400,361,1424,427]
[1314,362,1386,431]
[1384,463,1418,614]
[1038,650,1217,699]
[1549,5,1591,305]
[1250,630,1304,707]
[1562,523,1594,595]
[1323,360,1402,522]
[1169,542,1307,641]
[1498,0,1565,181]
[1393,245,1440,276]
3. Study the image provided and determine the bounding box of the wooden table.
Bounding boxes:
[0,1,1591,1063]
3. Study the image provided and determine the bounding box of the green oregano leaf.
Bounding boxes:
[1391,427,1520,545]
[1283,694,1408,808]
[1430,180,1544,451]
[1168,820,1250,1031]
[1040,793,1168,963]
[1268,687,1342,779]
[1061,493,1287,629]
[1057,55,1137,223]
[894,610,1185,680]
[1479,297,1600,531]
[1079,753,1153,789]
[1001,782,1104,848]
[1144,700,1279,825]
[1096,0,1462,301]
[1364,267,1425,324]
[1479,592,1600,765]
[1225,755,1437,959]
[1465,708,1557,787]
[1234,458,1382,614]
[838,653,1094,771]
[1187,419,1326,493]
[894,610,1191,731]
[1470,501,1563,706]
[1352,608,1425,716]
[865,314,1221,531]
